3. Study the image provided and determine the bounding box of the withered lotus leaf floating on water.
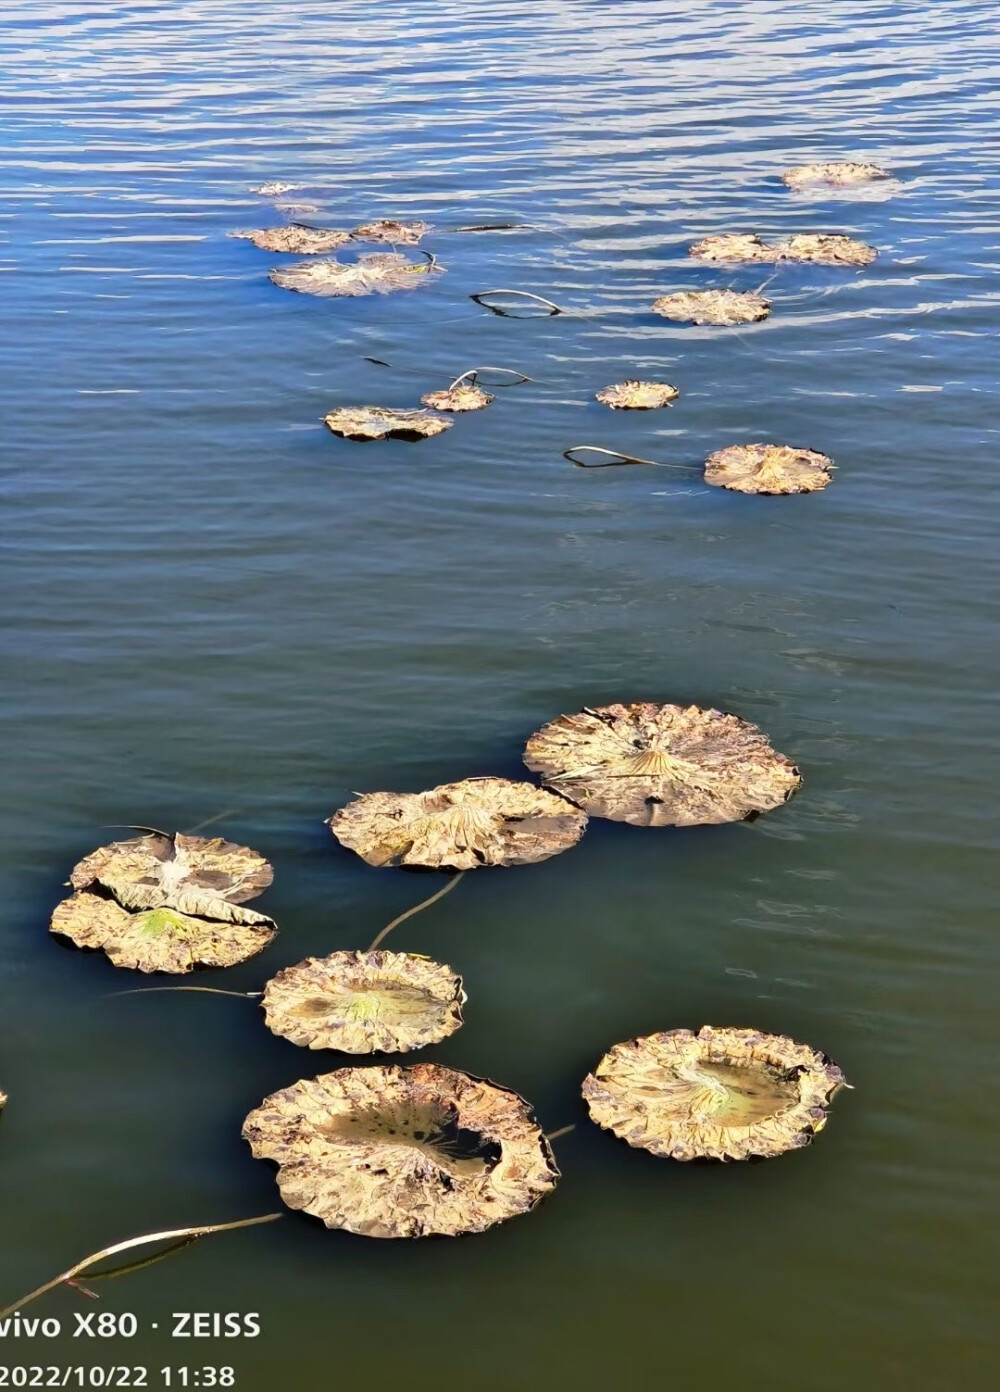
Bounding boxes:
[652,289,770,326]
[420,383,494,412]
[251,181,301,196]
[323,406,452,442]
[50,892,276,974]
[242,1063,560,1237]
[261,950,465,1054]
[269,251,442,298]
[231,225,352,254]
[595,380,678,410]
[582,1026,846,1161]
[689,231,877,267]
[352,219,430,245]
[69,831,273,920]
[704,442,834,495]
[329,776,588,870]
[781,161,889,190]
[523,702,801,827]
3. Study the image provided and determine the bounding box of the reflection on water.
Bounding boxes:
[2,2,999,1389]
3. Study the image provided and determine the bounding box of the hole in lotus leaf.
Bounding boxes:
[50,892,276,974]
[781,161,890,190]
[328,775,587,870]
[652,289,770,326]
[242,1063,559,1237]
[351,219,431,245]
[523,701,802,827]
[690,232,877,268]
[231,225,352,254]
[704,443,834,495]
[261,950,466,1054]
[269,251,443,298]
[323,407,452,442]
[582,1026,846,1162]
[470,289,562,317]
[595,380,678,410]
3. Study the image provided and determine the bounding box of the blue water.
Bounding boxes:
[2,3,999,1389]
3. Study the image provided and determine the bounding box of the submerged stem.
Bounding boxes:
[368,873,466,952]
[0,1215,282,1320]
[107,987,262,1000]
[544,1125,576,1142]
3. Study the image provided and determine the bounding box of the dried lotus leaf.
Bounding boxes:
[652,289,770,326]
[352,219,431,245]
[231,225,352,254]
[261,950,465,1053]
[269,252,442,298]
[689,233,775,264]
[595,380,678,410]
[51,892,275,974]
[323,406,452,441]
[419,384,494,412]
[583,1026,846,1161]
[782,161,889,190]
[704,442,834,495]
[523,701,801,827]
[328,775,587,870]
[689,231,876,267]
[251,181,301,196]
[242,1063,559,1237]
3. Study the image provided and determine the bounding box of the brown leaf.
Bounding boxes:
[323,406,452,442]
[583,1026,846,1161]
[652,289,770,326]
[419,384,494,412]
[689,231,877,267]
[704,442,834,495]
[781,161,889,190]
[523,702,801,827]
[231,226,352,254]
[594,380,678,410]
[269,251,442,298]
[352,219,431,245]
[70,832,272,917]
[243,1063,559,1237]
[328,776,588,870]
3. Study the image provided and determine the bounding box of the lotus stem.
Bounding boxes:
[453,222,527,232]
[563,446,661,469]
[446,366,532,392]
[107,987,262,1000]
[0,1215,282,1320]
[98,825,168,838]
[470,289,563,315]
[544,1125,576,1142]
[72,1237,200,1286]
[368,872,466,952]
[185,807,243,834]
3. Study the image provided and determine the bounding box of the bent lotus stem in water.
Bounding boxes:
[368,871,466,951]
[563,446,688,470]
[470,289,563,314]
[0,1215,282,1320]
[446,366,532,391]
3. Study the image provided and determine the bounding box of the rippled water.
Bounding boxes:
[2,3,998,1389]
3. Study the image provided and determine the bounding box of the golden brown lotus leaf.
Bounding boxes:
[583,1026,846,1161]
[595,380,678,410]
[269,252,442,298]
[782,161,889,190]
[328,775,588,870]
[251,181,301,196]
[231,225,352,254]
[704,442,834,495]
[352,219,431,245]
[50,892,276,974]
[419,384,494,412]
[652,289,770,326]
[242,1063,559,1237]
[261,950,465,1054]
[69,832,273,920]
[689,231,876,267]
[323,406,452,442]
[523,702,801,827]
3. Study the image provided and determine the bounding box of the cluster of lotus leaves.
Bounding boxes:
[781,161,889,190]
[652,289,770,326]
[324,406,452,442]
[50,832,276,973]
[262,950,465,1054]
[269,252,441,298]
[595,380,678,410]
[242,1063,559,1237]
[420,383,494,412]
[329,775,588,870]
[583,1026,846,1161]
[704,443,834,495]
[689,232,877,267]
[523,702,801,827]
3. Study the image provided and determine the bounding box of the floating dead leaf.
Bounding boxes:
[231,225,352,254]
[0,1088,6,1113]
[261,950,465,1054]
[595,380,678,410]
[70,831,272,921]
[242,1063,559,1237]
[51,892,275,974]
[689,231,876,267]
[323,406,452,442]
[269,251,442,298]
[782,161,890,190]
[704,442,834,495]
[352,219,430,245]
[652,289,770,326]
[251,182,301,196]
[523,702,801,827]
[328,776,587,870]
[420,384,493,412]
[583,1026,846,1161]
